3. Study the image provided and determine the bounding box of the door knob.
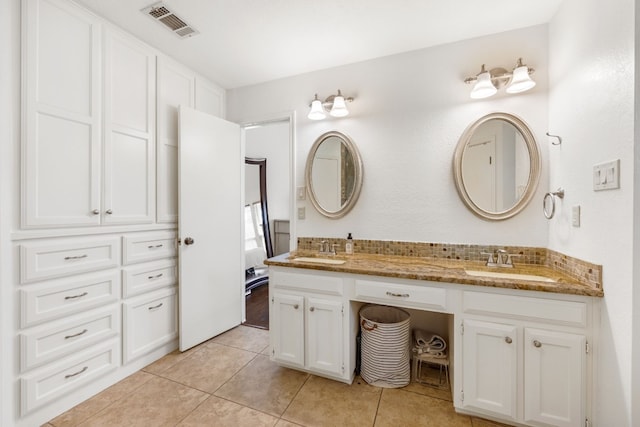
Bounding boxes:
[184,237,195,245]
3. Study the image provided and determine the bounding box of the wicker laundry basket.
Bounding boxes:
[359,305,411,388]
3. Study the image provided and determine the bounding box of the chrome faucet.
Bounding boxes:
[482,249,521,268]
[317,240,338,256]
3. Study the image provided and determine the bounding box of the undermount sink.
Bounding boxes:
[291,257,347,265]
[465,269,556,283]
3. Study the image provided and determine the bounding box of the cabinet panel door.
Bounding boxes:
[156,57,195,223]
[306,297,343,377]
[103,29,155,225]
[271,293,304,367]
[22,0,102,228]
[462,319,517,420]
[524,328,585,427]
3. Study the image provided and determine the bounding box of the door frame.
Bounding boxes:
[240,111,296,252]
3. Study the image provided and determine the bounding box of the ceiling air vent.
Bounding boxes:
[141,2,199,39]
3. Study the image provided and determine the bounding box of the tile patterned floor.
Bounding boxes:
[45,326,509,427]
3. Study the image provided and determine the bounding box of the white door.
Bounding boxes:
[462,138,496,212]
[178,106,243,351]
[306,297,343,377]
[524,328,585,427]
[271,292,305,367]
[462,319,518,420]
[102,29,156,225]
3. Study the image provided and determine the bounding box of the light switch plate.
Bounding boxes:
[297,207,305,220]
[296,186,306,200]
[572,205,581,227]
[593,159,620,191]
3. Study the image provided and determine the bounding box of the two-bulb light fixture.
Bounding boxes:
[308,90,354,120]
[464,58,536,99]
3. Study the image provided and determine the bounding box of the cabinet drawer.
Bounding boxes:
[21,339,119,415]
[20,307,119,372]
[122,231,177,265]
[123,287,178,363]
[271,269,343,296]
[355,279,448,311]
[20,271,121,328]
[122,259,177,298]
[20,237,120,283]
[463,291,588,327]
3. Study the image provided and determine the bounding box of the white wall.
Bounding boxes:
[548,0,635,425]
[228,25,550,246]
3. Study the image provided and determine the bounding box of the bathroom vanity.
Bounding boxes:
[266,251,602,427]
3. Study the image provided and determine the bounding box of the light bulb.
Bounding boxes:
[329,91,349,117]
[308,97,326,120]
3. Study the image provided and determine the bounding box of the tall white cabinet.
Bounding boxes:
[14,0,226,425]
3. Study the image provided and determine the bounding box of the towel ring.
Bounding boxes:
[543,188,565,219]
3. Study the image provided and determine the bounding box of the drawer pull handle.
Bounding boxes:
[64,254,88,260]
[65,329,88,340]
[148,302,163,310]
[148,273,164,280]
[505,336,513,344]
[533,340,542,348]
[148,244,164,249]
[65,366,88,379]
[64,292,88,300]
[361,319,378,331]
[386,291,410,298]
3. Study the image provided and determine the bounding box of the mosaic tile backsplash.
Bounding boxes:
[297,237,602,290]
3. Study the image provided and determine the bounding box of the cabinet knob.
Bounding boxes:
[184,237,195,245]
[505,336,513,344]
[309,307,315,312]
[293,304,299,309]
[533,340,542,348]
[92,209,99,215]
[105,209,113,215]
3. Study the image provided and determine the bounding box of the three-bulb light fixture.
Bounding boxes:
[464,58,536,99]
[308,90,354,120]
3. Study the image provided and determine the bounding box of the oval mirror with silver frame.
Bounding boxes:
[305,130,363,219]
[453,112,541,220]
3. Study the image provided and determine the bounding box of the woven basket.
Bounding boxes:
[359,305,411,388]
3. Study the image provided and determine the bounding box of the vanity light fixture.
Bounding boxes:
[464,58,536,99]
[307,90,354,120]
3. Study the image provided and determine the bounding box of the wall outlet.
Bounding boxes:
[572,205,581,227]
[296,186,306,200]
[593,159,620,191]
[297,207,305,220]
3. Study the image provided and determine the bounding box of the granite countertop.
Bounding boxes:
[265,251,604,297]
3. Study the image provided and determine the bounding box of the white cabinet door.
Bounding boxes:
[306,297,343,377]
[103,29,156,225]
[156,57,195,223]
[524,328,586,427]
[271,293,304,368]
[22,0,102,228]
[462,319,517,420]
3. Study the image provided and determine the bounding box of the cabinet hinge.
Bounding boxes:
[271,296,274,304]
[341,305,344,316]
[342,364,345,373]
[461,390,464,403]
[460,322,464,335]
[586,341,590,355]
[585,417,591,427]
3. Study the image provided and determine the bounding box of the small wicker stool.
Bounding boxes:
[412,351,450,389]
